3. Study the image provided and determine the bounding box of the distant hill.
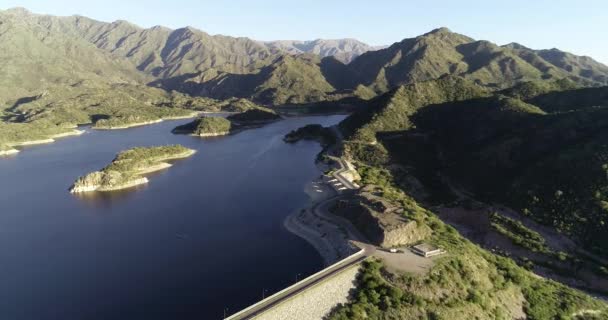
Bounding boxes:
[2,8,608,108]
[262,38,384,64]
[0,7,147,103]
[348,28,608,93]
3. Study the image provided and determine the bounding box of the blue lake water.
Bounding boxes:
[0,114,345,320]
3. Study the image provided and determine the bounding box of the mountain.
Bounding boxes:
[348,28,608,93]
[0,7,147,103]
[0,8,236,148]
[338,78,608,293]
[262,38,383,64]
[3,8,608,108]
[14,9,276,79]
[412,86,608,256]
[340,76,490,143]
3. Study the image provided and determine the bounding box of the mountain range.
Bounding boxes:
[3,6,608,317]
[261,38,384,64]
[2,7,608,109]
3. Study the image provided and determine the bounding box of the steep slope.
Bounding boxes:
[340,76,490,143]
[348,28,608,94]
[262,38,383,64]
[336,82,608,296]
[0,7,147,103]
[3,8,608,108]
[503,43,608,85]
[408,88,608,257]
[537,48,608,83]
[163,54,346,105]
[0,8,226,148]
[9,8,275,79]
[348,28,475,92]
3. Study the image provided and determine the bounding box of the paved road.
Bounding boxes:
[224,250,367,320]
[328,156,359,190]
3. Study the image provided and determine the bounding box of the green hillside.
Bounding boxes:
[338,82,608,294]
[327,168,607,320]
[339,76,490,143]
[348,28,608,95]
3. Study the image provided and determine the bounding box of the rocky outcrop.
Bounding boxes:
[331,188,431,248]
[0,148,19,156]
[70,146,195,193]
[70,171,149,193]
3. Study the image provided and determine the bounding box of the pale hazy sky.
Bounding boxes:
[2,0,607,63]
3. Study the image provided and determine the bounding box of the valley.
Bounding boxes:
[1,5,608,320]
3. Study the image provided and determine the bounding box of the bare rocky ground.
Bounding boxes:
[252,265,360,320]
[434,195,608,295]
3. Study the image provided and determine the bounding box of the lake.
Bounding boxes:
[0,114,345,320]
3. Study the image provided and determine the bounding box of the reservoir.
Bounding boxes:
[0,114,345,320]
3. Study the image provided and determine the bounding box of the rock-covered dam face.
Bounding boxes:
[251,264,360,320]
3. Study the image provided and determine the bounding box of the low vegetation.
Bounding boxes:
[330,80,608,318]
[489,213,547,253]
[283,124,336,147]
[173,116,232,136]
[173,108,281,137]
[342,79,608,259]
[225,108,281,123]
[70,145,194,192]
[328,163,607,320]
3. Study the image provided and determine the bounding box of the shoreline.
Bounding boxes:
[194,131,230,137]
[0,148,20,156]
[4,129,85,148]
[2,112,200,159]
[71,177,150,193]
[284,179,357,266]
[70,149,196,193]
[93,112,199,130]
[93,119,163,130]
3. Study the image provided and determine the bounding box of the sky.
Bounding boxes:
[2,0,607,64]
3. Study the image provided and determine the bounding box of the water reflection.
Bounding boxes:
[0,114,345,320]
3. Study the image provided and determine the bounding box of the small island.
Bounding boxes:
[70,145,196,193]
[225,108,281,124]
[173,108,281,137]
[172,116,232,137]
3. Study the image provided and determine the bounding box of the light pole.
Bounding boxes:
[223,307,229,319]
[295,273,302,283]
[262,288,268,299]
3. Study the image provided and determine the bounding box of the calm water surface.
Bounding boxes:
[0,115,345,320]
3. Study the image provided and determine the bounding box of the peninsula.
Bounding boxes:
[93,112,199,130]
[172,108,281,137]
[70,145,196,193]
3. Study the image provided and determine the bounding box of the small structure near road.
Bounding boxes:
[411,243,445,258]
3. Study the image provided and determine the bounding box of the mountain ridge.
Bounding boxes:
[2,7,608,108]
